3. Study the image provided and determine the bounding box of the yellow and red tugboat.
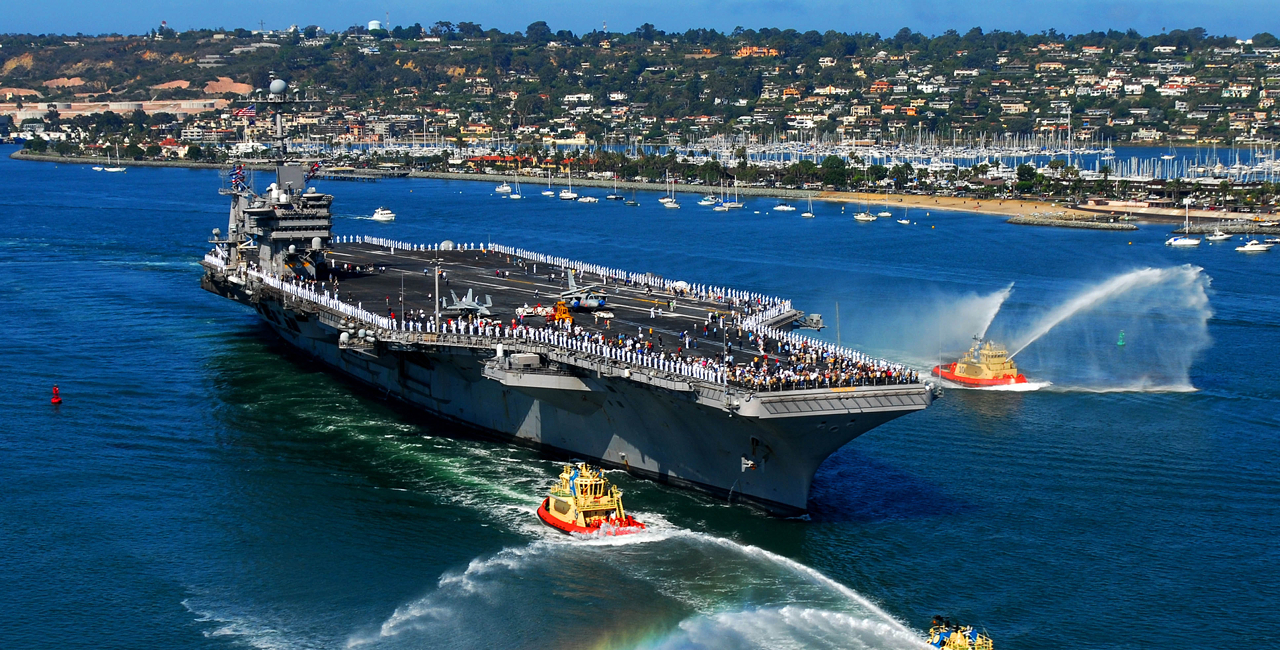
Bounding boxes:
[537,463,646,536]
[928,616,994,650]
[932,337,1027,387]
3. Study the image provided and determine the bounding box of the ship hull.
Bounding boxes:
[205,278,929,515]
[931,363,1027,387]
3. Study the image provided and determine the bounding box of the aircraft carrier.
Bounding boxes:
[199,163,937,515]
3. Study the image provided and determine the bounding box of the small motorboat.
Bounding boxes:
[876,210,892,218]
[495,182,512,194]
[897,218,911,225]
[698,196,718,206]
[537,463,645,536]
[1165,235,1201,247]
[370,207,396,222]
[91,166,104,171]
[577,196,599,203]
[712,204,728,212]
[1236,239,1274,252]
[773,203,797,212]
[1206,230,1232,242]
[558,189,579,200]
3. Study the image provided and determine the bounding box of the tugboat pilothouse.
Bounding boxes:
[932,337,1027,387]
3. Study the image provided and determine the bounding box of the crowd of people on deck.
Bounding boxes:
[409,313,920,391]
[252,262,919,391]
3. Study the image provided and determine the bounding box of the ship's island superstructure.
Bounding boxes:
[200,163,937,514]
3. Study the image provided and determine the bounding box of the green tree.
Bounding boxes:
[185,144,203,160]
[1016,163,1037,183]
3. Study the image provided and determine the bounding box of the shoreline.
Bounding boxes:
[13,149,1259,226]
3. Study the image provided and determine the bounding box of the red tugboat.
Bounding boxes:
[932,337,1027,387]
[537,463,645,536]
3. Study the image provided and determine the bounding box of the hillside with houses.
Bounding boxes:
[2,22,1278,150]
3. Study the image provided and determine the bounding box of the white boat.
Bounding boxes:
[854,212,877,222]
[1236,239,1273,252]
[577,196,599,203]
[91,166,104,171]
[721,181,744,208]
[773,203,797,212]
[605,177,624,200]
[1206,231,1232,242]
[1165,200,1200,247]
[371,207,396,222]
[897,218,910,225]
[102,145,126,172]
[508,179,522,200]
[876,210,892,218]
[542,170,555,196]
[877,188,891,217]
[559,165,578,200]
[660,171,681,207]
[801,195,815,218]
[698,196,717,206]
[495,182,512,194]
[712,204,728,212]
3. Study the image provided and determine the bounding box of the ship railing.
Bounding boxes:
[203,252,228,269]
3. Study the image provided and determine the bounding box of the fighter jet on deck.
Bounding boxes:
[443,288,493,316]
[558,269,608,311]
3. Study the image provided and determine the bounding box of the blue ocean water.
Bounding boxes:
[2,147,1278,650]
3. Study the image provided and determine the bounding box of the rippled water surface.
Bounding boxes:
[2,148,1278,650]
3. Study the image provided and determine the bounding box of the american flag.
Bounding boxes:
[233,106,256,117]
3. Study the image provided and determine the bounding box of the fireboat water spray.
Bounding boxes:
[1001,265,1212,391]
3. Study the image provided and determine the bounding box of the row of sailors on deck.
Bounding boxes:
[400,316,918,389]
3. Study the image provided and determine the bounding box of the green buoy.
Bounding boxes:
[1117,330,1126,347]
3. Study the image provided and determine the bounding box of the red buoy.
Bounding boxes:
[51,385,62,405]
